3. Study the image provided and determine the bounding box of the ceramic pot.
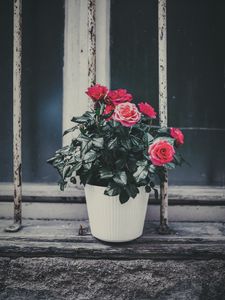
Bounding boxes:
[84,184,149,242]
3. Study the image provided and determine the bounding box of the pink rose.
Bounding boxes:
[103,103,115,121]
[85,84,108,101]
[138,102,157,118]
[170,128,184,146]
[148,140,175,166]
[107,89,133,105]
[113,102,141,127]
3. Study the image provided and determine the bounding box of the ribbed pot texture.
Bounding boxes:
[84,184,149,242]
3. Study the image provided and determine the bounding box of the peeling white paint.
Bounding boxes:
[13,0,22,226]
[63,0,110,146]
[158,0,169,231]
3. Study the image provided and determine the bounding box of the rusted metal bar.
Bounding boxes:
[5,0,23,232]
[87,0,96,86]
[158,0,170,233]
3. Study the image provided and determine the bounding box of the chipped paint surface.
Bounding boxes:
[87,0,96,86]
[13,0,22,226]
[158,0,167,128]
[158,0,169,231]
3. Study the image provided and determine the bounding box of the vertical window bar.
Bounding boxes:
[88,0,96,86]
[158,0,170,233]
[6,0,23,232]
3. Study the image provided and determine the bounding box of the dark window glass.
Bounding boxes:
[0,0,13,183]
[110,0,158,113]
[110,0,225,186]
[0,0,64,182]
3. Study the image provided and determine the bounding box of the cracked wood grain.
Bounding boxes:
[88,0,96,86]
[158,0,169,233]
[6,0,23,231]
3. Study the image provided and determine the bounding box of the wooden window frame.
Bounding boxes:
[0,0,224,222]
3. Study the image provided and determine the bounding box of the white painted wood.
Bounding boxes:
[96,0,110,86]
[63,0,110,145]
[63,0,89,145]
[158,0,169,231]
[87,0,96,86]
[158,0,167,128]
[0,202,88,220]
[0,202,225,222]
[13,0,22,226]
[0,183,224,201]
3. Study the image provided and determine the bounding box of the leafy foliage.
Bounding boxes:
[47,87,185,204]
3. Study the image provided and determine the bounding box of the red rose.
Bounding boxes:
[107,89,133,105]
[138,102,157,118]
[113,102,141,127]
[85,84,108,101]
[170,128,184,146]
[103,103,115,121]
[148,140,175,166]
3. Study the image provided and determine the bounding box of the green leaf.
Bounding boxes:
[63,165,72,179]
[130,135,142,147]
[119,189,130,204]
[59,180,67,191]
[92,137,104,148]
[77,135,90,143]
[154,188,159,201]
[165,162,176,169]
[125,184,139,198]
[46,157,56,164]
[104,183,121,196]
[115,159,126,170]
[136,160,148,167]
[126,157,137,172]
[133,166,148,183]
[102,109,114,119]
[145,185,151,193]
[174,154,182,166]
[71,111,94,124]
[149,165,156,173]
[74,152,82,162]
[63,125,78,136]
[157,127,168,134]
[121,138,132,150]
[108,137,117,150]
[113,171,127,186]
[72,161,83,172]
[83,150,97,163]
[81,141,93,155]
[99,169,114,179]
[70,177,76,184]
[83,162,92,170]
[143,132,154,145]
[154,136,175,145]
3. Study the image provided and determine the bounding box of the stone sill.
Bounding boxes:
[0,220,225,260]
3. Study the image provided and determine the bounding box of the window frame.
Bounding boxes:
[0,0,224,222]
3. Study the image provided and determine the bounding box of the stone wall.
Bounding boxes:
[1,257,225,300]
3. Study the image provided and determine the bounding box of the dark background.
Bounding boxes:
[111,0,225,185]
[0,0,225,185]
[0,0,64,182]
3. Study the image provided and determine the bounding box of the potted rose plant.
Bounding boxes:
[47,84,184,242]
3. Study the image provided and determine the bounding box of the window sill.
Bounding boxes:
[0,219,225,260]
[0,183,225,204]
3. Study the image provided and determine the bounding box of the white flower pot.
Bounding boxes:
[84,184,149,242]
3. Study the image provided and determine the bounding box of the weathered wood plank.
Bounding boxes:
[0,220,225,260]
[158,0,169,233]
[1,184,224,203]
[6,0,23,232]
[0,240,225,260]
[1,203,225,222]
[87,0,96,86]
